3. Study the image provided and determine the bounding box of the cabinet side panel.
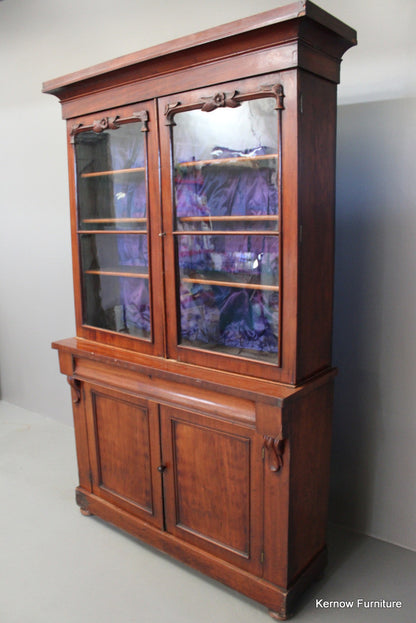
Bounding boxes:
[288,380,334,582]
[279,70,299,383]
[297,72,337,380]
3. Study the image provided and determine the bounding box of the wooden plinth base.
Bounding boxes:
[75,487,327,619]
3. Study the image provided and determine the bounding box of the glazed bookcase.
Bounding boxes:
[43,1,356,619]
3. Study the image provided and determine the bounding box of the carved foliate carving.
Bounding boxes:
[70,112,148,141]
[263,435,285,472]
[91,116,121,133]
[200,90,241,112]
[163,84,284,128]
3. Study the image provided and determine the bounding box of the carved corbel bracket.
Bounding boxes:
[263,434,285,472]
[67,376,81,404]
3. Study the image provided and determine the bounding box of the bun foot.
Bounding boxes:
[269,609,290,621]
[76,489,93,516]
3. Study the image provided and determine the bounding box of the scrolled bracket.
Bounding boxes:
[132,110,149,132]
[260,83,285,109]
[164,101,182,126]
[67,376,81,404]
[263,435,285,472]
[70,122,84,137]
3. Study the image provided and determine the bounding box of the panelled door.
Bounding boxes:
[84,383,164,528]
[160,405,264,575]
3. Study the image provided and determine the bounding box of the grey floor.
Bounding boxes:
[1,400,415,623]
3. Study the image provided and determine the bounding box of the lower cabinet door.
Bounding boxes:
[160,405,264,575]
[84,384,164,529]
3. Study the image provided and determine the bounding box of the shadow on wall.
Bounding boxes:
[329,97,416,539]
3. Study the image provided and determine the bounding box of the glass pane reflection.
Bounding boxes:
[74,121,150,338]
[75,124,147,229]
[172,97,280,361]
[82,274,150,338]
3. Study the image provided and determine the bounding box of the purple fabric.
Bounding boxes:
[110,137,280,351]
[112,145,150,333]
[201,164,277,218]
[115,186,150,333]
[119,277,150,333]
[113,176,147,221]
[176,149,279,355]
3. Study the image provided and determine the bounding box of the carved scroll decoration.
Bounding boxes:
[200,90,241,112]
[263,435,285,472]
[164,102,182,126]
[70,110,149,142]
[67,376,81,404]
[260,83,285,109]
[164,83,284,127]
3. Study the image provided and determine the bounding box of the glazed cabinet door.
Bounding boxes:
[84,383,164,528]
[160,405,264,575]
[159,76,284,381]
[68,100,164,355]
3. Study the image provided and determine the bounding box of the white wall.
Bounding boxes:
[332,98,416,551]
[0,0,415,550]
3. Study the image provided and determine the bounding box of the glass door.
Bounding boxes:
[161,82,283,376]
[70,102,163,354]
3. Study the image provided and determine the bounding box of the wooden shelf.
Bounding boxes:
[81,166,145,178]
[178,215,278,223]
[182,275,279,292]
[78,230,147,235]
[82,218,147,223]
[85,269,149,279]
[174,230,279,236]
[176,154,278,168]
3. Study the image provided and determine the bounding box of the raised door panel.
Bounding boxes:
[160,405,263,575]
[84,384,164,528]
